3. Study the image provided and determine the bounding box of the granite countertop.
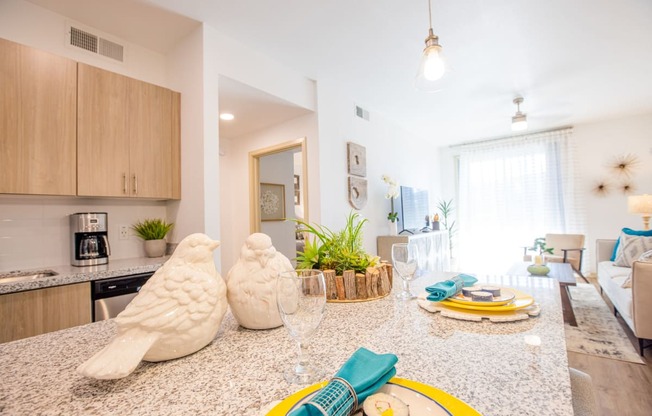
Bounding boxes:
[0,273,574,415]
[0,257,168,295]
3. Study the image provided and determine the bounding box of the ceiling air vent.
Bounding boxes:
[355,105,370,121]
[69,26,124,62]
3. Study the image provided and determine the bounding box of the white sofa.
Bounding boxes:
[596,239,652,355]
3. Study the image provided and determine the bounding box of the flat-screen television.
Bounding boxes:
[397,185,430,233]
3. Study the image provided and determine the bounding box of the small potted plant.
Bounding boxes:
[527,237,554,275]
[131,218,174,258]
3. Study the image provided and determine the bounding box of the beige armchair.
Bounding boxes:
[524,233,587,281]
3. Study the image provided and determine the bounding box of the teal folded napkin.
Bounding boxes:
[425,273,478,302]
[288,347,398,416]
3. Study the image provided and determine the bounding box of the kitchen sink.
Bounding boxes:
[0,270,59,283]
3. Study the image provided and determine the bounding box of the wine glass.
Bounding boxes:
[391,242,419,300]
[276,269,327,384]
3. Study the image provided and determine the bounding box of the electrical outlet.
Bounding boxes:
[119,225,129,240]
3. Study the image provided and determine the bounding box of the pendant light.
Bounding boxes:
[415,0,445,91]
[511,97,528,131]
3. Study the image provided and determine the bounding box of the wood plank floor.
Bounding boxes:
[566,277,652,416]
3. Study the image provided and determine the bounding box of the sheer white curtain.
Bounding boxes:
[455,128,583,273]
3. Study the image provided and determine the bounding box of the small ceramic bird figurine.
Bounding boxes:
[226,233,293,329]
[77,233,227,380]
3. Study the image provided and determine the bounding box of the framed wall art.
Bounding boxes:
[260,183,286,221]
[348,176,368,209]
[347,142,367,177]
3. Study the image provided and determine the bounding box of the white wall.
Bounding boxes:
[165,24,221,270]
[315,78,441,256]
[167,24,318,272]
[219,113,318,273]
[0,195,167,270]
[574,112,652,272]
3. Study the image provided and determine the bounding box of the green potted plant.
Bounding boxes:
[131,218,174,258]
[526,237,554,275]
[436,199,456,257]
[295,212,390,301]
[528,237,554,259]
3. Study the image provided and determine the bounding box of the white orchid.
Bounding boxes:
[381,175,400,222]
[382,175,399,199]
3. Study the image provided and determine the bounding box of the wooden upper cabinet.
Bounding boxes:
[77,63,130,197]
[77,63,181,199]
[0,38,77,195]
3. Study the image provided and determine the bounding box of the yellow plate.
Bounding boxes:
[266,377,482,415]
[447,288,516,307]
[438,287,534,311]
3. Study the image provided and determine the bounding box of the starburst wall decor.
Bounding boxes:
[592,180,611,197]
[620,182,635,195]
[593,153,641,197]
[610,153,640,178]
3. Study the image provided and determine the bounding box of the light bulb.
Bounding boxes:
[423,48,445,81]
[415,44,445,91]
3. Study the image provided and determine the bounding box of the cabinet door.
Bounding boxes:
[0,38,77,195]
[77,63,130,197]
[0,283,91,343]
[128,78,175,198]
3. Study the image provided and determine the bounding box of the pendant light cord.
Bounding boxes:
[428,0,433,30]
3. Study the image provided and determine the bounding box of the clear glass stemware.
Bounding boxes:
[276,269,327,384]
[391,242,419,300]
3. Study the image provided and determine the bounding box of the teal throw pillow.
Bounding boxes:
[611,228,652,261]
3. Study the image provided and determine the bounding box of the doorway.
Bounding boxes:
[249,138,308,263]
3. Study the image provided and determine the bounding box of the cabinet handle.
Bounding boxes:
[122,173,127,195]
[133,174,138,195]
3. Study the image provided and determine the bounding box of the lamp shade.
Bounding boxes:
[511,113,528,131]
[628,194,652,214]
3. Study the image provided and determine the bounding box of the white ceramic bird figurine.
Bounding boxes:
[77,233,227,380]
[226,233,293,329]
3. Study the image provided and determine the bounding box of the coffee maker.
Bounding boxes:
[70,212,111,266]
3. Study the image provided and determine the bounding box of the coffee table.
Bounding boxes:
[509,262,577,326]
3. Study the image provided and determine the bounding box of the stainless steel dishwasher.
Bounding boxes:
[92,272,154,321]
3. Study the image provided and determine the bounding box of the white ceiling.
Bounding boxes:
[27,0,652,145]
[217,76,312,139]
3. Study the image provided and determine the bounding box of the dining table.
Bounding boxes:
[0,270,574,415]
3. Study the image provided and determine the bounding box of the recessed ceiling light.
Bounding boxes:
[220,113,235,121]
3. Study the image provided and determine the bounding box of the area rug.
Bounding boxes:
[564,283,644,364]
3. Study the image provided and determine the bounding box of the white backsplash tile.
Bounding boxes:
[0,195,168,271]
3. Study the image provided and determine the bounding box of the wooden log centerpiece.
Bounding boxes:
[326,263,393,302]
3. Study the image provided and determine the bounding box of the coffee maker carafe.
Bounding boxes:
[70,212,111,266]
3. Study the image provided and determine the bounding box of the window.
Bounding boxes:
[454,128,583,273]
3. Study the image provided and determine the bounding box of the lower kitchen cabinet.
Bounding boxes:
[0,283,91,343]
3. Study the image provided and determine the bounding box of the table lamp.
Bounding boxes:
[628,194,652,230]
